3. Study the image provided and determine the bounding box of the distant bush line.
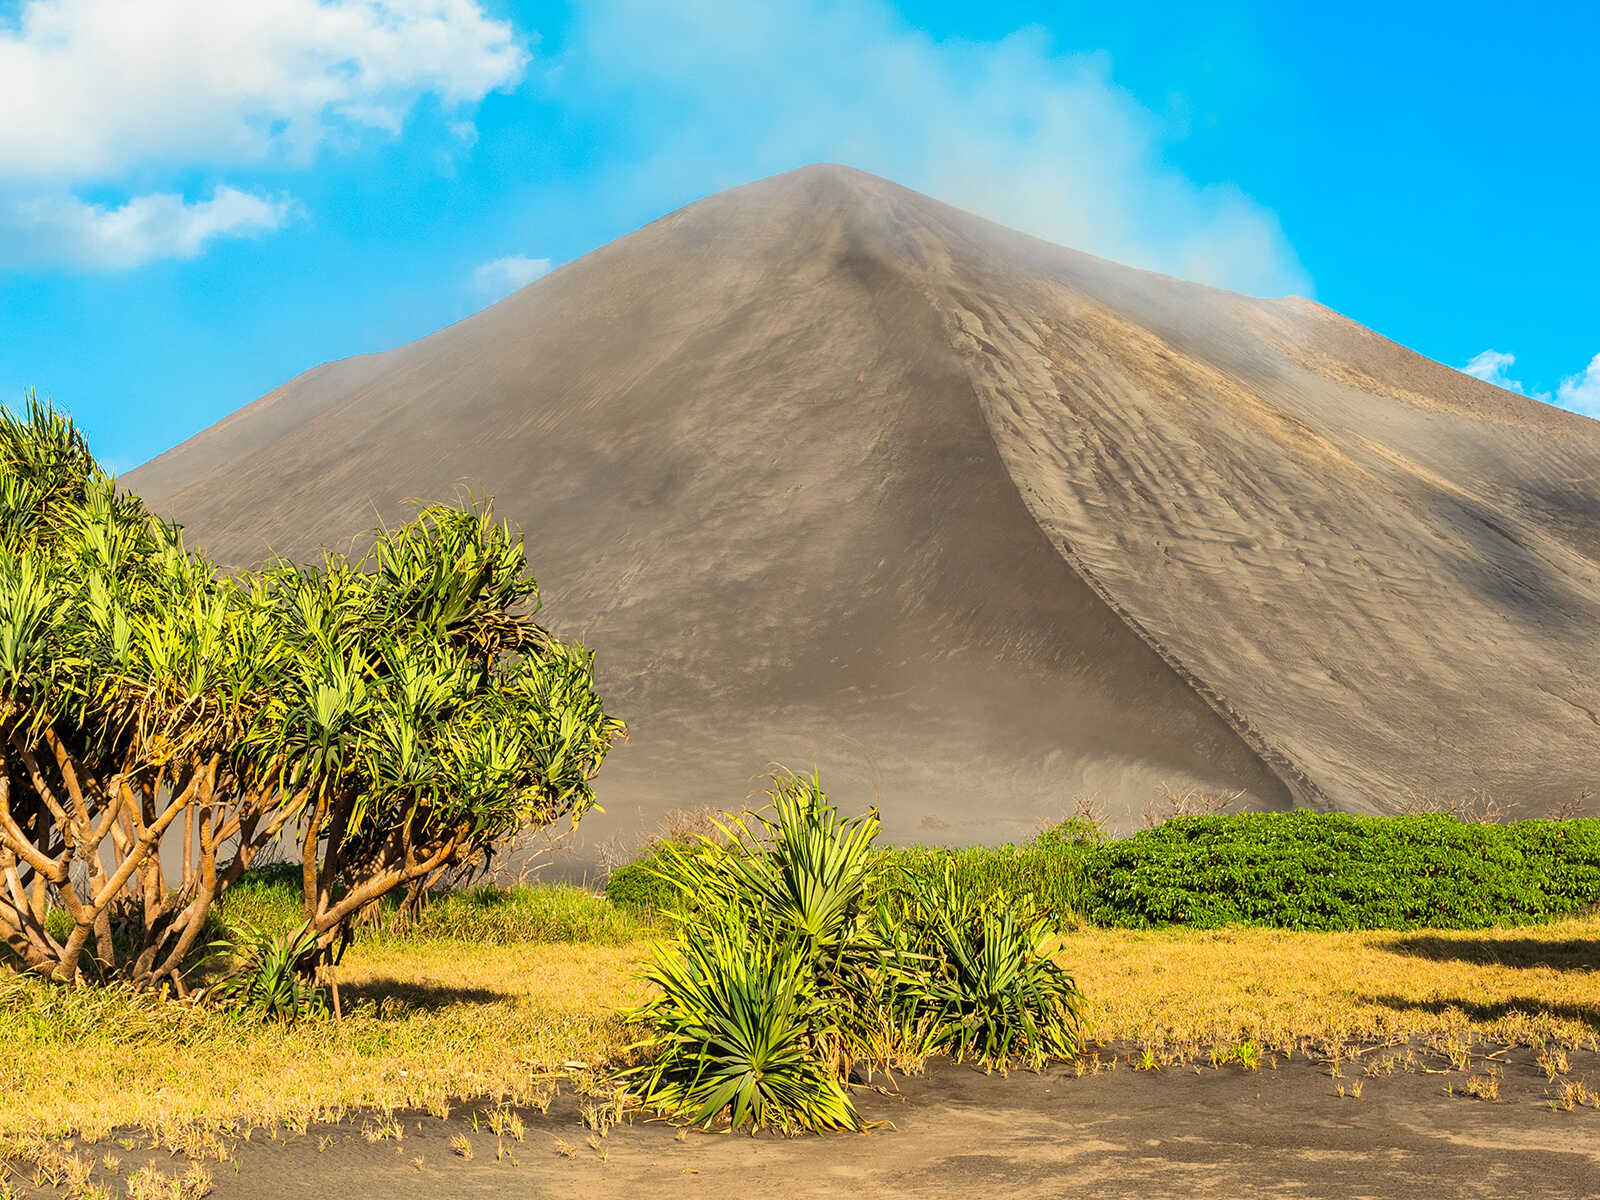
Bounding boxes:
[608,812,1600,932]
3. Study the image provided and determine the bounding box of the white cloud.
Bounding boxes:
[1461,349,1546,398]
[2,188,295,269]
[471,254,552,302]
[560,2,1310,298]
[0,0,528,181]
[1556,353,1600,418]
[1461,348,1600,418]
[0,0,525,269]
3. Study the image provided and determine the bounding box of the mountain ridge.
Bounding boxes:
[129,164,1600,843]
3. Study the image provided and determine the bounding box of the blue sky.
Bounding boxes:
[1,0,1596,470]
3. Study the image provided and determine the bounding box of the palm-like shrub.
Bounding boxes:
[0,397,623,986]
[882,866,1083,1066]
[629,920,859,1132]
[647,777,878,960]
[626,771,1084,1132]
[206,922,327,1023]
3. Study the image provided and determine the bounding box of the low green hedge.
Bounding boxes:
[605,857,680,912]
[606,812,1600,932]
[1084,812,1600,930]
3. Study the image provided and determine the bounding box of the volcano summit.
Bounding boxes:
[128,165,1600,845]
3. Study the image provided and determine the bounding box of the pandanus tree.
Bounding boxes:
[0,397,622,986]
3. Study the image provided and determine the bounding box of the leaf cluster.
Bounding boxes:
[624,771,1084,1133]
[205,922,328,1024]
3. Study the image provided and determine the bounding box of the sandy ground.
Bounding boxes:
[23,1053,1592,1200]
[127,164,1600,849]
[221,1058,1600,1200]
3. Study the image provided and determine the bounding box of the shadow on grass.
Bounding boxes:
[341,978,505,1014]
[1372,994,1600,1030]
[1382,936,1600,972]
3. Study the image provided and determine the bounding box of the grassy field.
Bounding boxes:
[4,882,1596,1143]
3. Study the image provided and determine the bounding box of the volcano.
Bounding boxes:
[127,164,1600,846]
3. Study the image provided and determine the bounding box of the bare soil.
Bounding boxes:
[28,1051,1598,1199]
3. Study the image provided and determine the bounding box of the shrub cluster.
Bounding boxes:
[877,818,1102,921]
[624,772,1084,1132]
[1084,812,1600,930]
[604,856,683,912]
[606,817,1103,919]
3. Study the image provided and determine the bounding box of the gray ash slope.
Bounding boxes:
[129,165,1600,844]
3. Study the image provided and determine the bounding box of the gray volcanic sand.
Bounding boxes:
[127,164,1600,852]
[68,1055,1594,1200]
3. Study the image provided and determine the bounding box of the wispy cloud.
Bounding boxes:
[0,0,527,268]
[1461,347,1600,418]
[471,254,552,303]
[0,0,527,180]
[1460,349,1547,399]
[1,188,295,269]
[1555,353,1600,417]
[559,0,1310,298]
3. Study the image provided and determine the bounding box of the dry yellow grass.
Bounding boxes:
[3,919,1596,1142]
[1065,917,1600,1052]
[0,941,649,1142]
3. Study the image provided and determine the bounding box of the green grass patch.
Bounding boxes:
[394,882,651,945]
[209,867,653,948]
[210,863,304,937]
[877,818,1102,920]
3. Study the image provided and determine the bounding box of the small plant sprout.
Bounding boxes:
[1465,1070,1501,1102]
[1538,1048,1570,1080]
[1553,1079,1597,1111]
[487,1108,525,1142]
[361,1116,402,1144]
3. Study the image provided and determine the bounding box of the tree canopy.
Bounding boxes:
[0,397,623,985]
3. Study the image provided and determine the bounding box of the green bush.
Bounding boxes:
[629,918,860,1133]
[610,816,1100,920]
[604,854,682,912]
[1084,812,1600,930]
[625,772,1084,1132]
[610,809,1600,935]
[874,862,1083,1065]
